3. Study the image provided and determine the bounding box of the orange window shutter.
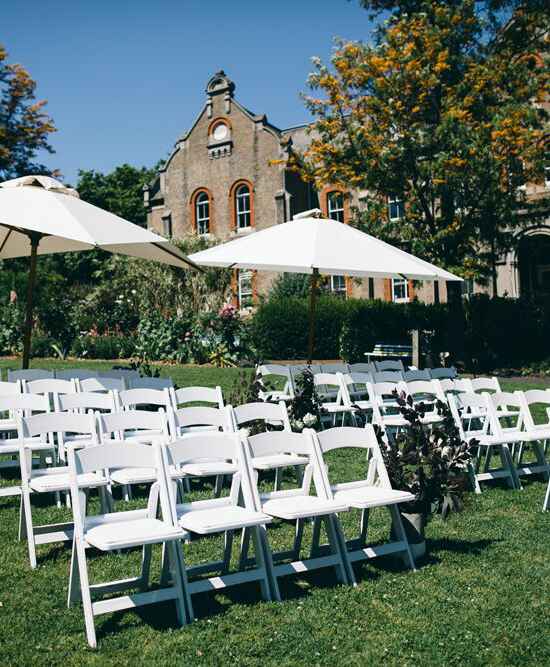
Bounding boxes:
[384,278,392,302]
[408,280,415,300]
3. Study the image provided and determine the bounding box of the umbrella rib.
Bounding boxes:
[0,227,13,253]
[151,242,204,272]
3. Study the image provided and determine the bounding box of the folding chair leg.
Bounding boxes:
[323,516,347,585]
[389,505,416,572]
[18,493,27,541]
[309,517,322,558]
[331,516,356,586]
[544,479,550,511]
[468,462,482,494]
[274,467,281,492]
[67,539,81,607]
[222,530,234,573]
[257,524,281,602]
[291,518,305,561]
[250,526,273,602]
[21,489,37,569]
[501,444,521,490]
[160,542,171,586]
[239,527,251,570]
[140,544,153,591]
[74,536,97,649]
[213,475,223,497]
[359,508,370,547]
[166,541,188,627]
[533,441,550,481]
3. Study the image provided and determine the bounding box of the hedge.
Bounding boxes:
[251,295,550,371]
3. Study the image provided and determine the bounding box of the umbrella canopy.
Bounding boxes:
[189,210,462,361]
[0,175,198,367]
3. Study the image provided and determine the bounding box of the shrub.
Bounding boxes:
[71,334,135,359]
[0,302,23,355]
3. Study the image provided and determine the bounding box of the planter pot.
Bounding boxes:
[392,511,427,562]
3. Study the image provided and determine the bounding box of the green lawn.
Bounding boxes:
[0,359,549,665]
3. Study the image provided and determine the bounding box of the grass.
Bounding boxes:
[0,359,549,665]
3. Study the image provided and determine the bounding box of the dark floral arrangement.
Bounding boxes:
[377,391,477,519]
[288,368,323,432]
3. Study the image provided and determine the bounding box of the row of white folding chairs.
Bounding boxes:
[257,363,458,402]
[2,369,178,391]
[17,411,416,647]
[448,390,550,499]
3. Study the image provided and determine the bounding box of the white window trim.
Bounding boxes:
[236,186,251,229]
[392,277,409,303]
[327,191,345,223]
[238,270,253,309]
[388,195,405,221]
[195,193,210,236]
[330,275,347,297]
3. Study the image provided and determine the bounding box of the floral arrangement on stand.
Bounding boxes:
[288,368,323,432]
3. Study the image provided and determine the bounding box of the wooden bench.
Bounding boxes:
[365,343,412,362]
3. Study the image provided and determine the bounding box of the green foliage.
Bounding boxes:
[288,369,322,431]
[0,302,23,354]
[134,314,190,364]
[269,273,311,299]
[0,44,56,179]
[70,334,135,360]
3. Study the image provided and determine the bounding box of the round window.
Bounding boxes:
[212,123,228,141]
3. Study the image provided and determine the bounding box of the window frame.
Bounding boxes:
[388,195,405,221]
[392,277,409,303]
[195,191,210,236]
[329,275,347,298]
[161,214,172,238]
[327,191,345,223]
[231,181,254,231]
[237,269,254,308]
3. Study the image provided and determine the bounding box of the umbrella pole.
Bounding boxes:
[307,268,319,364]
[22,233,41,369]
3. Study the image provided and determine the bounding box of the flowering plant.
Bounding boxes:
[288,369,323,432]
[378,392,476,519]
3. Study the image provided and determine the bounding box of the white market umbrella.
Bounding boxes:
[0,175,199,368]
[189,209,462,362]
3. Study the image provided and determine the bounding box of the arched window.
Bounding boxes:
[195,192,210,235]
[235,184,251,229]
[327,191,345,222]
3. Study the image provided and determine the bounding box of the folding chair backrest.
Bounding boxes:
[489,391,522,411]
[72,441,157,476]
[170,405,231,433]
[349,363,375,374]
[55,391,117,414]
[257,364,291,380]
[321,363,349,373]
[438,379,456,394]
[165,431,240,468]
[117,387,171,411]
[24,378,77,396]
[313,372,345,404]
[374,371,403,383]
[171,386,224,409]
[429,367,457,380]
[312,425,390,489]
[470,376,501,393]
[345,372,373,386]
[369,382,399,403]
[517,389,550,429]
[375,359,404,372]
[453,378,473,393]
[0,392,50,417]
[245,430,311,459]
[99,369,140,381]
[55,368,98,381]
[231,400,291,431]
[403,369,431,382]
[79,377,126,393]
[448,393,490,439]
[98,410,168,440]
[313,372,342,387]
[127,376,174,390]
[0,379,22,395]
[402,380,443,401]
[8,369,53,382]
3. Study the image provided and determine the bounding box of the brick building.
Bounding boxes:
[145,70,549,308]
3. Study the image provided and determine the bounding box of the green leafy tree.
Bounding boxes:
[0,44,56,180]
[294,1,549,292]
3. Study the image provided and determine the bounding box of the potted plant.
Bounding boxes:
[375,392,476,560]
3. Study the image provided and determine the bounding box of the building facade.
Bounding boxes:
[145,71,549,308]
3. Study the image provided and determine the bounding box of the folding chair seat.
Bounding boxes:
[241,430,350,589]
[256,365,294,402]
[230,401,308,490]
[17,412,109,568]
[66,441,188,648]
[311,426,416,582]
[168,405,237,495]
[98,411,170,500]
[162,432,277,613]
[170,385,224,410]
[449,393,518,493]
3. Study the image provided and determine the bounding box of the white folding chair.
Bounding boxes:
[55,368,98,381]
[99,369,140,381]
[168,405,237,496]
[256,365,294,402]
[117,387,172,414]
[230,401,308,491]
[127,376,174,390]
[321,363,350,373]
[8,369,54,382]
[349,362,375,374]
[342,372,373,415]
[23,378,78,411]
[470,377,501,394]
[403,369,431,382]
[313,372,356,427]
[449,393,518,493]
[488,392,549,482]
[0,393,53,500]
[241,430,351,589]
[17,412,108,568]
[368,381,409,434]
[518,389,550,453]
[311,426,416,581]
[162,432,277,613]
[170,386,224,409]
[429,367,457,380]
[97,410,170,500]
[375,359,405,372]
[0,379,22,396]
[67,441,188,648]
[399,379,446,425]
[79,377,126,393]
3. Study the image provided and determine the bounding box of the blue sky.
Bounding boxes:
[3,0,375,184]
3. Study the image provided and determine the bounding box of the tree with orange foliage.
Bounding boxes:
[295,1,549,293]
[0,44,56,180]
